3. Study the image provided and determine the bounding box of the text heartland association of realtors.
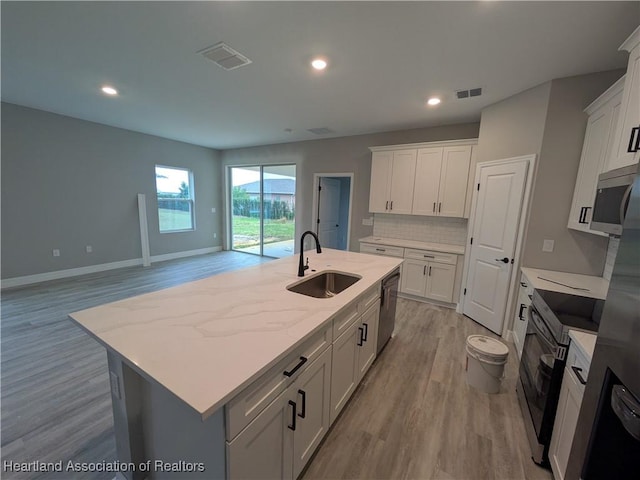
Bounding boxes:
[3,459,206,473]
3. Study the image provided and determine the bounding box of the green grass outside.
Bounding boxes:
[159,208,193,231]
[232,215,294,247]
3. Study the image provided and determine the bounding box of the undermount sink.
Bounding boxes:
[287,271,362,299]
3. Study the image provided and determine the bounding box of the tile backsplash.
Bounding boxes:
[373,214,468,245]
[602,236,620,281]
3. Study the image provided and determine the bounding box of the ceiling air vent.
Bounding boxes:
[307,127,334,135]
[199,42,252,71]
[456,87,482,99]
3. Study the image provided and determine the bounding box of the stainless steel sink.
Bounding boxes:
[287,271,362,298]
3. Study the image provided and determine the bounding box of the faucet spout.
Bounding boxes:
[298,231,322,277]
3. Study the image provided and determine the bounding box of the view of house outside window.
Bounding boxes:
[155,165,195,232]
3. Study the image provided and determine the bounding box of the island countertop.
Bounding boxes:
[69,249,402,420]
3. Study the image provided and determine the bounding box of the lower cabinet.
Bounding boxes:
[549,342,590,480]
[329,299,380,425]
[228,347,332,480]
[401,259,456,303]
[227,286,382,480]
[512,272,533,360]
[356,300,380,382]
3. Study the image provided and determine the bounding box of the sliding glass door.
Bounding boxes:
[230,165,296,258]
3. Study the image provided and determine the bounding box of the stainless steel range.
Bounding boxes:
[516,288,603,467]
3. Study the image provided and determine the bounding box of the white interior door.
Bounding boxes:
[317,178,340,249]
[463,160,528,334]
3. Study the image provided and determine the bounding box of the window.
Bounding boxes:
[155,165,194,232]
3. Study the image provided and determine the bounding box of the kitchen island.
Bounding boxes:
[70,248,402,480]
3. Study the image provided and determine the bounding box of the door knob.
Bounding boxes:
[495,257,509,264]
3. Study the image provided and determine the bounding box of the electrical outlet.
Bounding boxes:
[214,232,217,239]
[52,249,60,257]
[542,239,555,253]
[86,245,93,253]
[211,207,216,213]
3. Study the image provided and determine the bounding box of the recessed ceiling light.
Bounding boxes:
[427,97,441,106]
[311,58,327,70]
[101,86,118,96]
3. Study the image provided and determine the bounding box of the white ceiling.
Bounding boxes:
[2,1,638,150]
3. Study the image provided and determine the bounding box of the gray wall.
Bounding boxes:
[1,103,222,279]
[221,123,480,252]
[476,70,623,276]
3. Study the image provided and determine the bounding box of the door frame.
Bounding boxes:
[225,163,297,257]
[311,173,354,251]
[459,154,537,339]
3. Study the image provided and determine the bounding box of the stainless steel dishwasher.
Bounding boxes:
[377,268,400,354]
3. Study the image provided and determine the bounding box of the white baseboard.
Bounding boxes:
[397,292,458,310]
[150,246,221,263]
[1,246,223,289]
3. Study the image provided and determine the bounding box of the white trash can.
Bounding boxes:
[465,335,509,394]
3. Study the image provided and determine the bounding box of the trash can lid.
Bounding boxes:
[466,335,509,360]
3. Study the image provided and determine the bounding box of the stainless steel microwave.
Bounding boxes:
[590,163,638,235]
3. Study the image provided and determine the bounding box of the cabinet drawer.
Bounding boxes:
[332,303,360,341]
[358,284,380,314]
[226,323,331,441]
[360,243,404,258]
[404,248,457,265]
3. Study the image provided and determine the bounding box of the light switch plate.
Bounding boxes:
[542,239,555,252]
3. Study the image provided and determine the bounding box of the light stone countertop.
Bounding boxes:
[521,267,609,300]
[569,330,597,362]
[69,249,402,420]
[359,236,465,255]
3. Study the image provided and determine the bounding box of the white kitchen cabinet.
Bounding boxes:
[400,249,457,303]
[412,148,442,216]
[329,296,380,425]
[400,259,428,297]
[329,320,359,424]
[512,271,533,360]
[549,341,591,480]
[425,262,456,303]
[412,146,472,218]
[227,389,294,480]
[607,26,640,171]
[356,300,380,382]
[369,140,477,217]
[292,347,332,478]
[228,347,332,480]
[568,77,623,234]
[369,151,393,213]
[368,149,417,214]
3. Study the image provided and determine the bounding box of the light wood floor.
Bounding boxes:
[1,252,551,479]
[302,298,553,480]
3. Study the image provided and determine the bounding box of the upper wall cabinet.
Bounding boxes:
[606,25,640,171]
[369,139,476,218]
[413,146,472,217]
[568,77,624,234]
[369,149,417,214]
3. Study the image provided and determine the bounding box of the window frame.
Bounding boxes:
[155,164,196,233]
